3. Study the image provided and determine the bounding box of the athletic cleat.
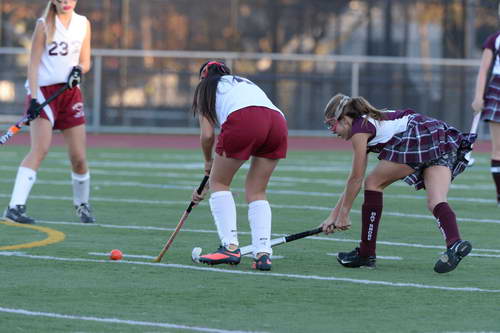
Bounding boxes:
[198,246,241,266]
[252,254,272,271]
[75,203,96,223]
[434,240,472,274]
[3,205,35,224]
[337,247,376,268]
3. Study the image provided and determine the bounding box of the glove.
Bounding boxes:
[67,66,82,88]
[26,98,41,123]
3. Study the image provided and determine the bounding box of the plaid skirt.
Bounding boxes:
[375,114,477,190]
[482,75,500,123]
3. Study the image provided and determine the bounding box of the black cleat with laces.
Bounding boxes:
[3,205,35,224]
[252,254,272,271]
[337,247,376,268]
[434,240,471,273]
[75,203,96,223]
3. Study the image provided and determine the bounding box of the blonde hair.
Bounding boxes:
[324,93,384,121]
[43,2,57,44]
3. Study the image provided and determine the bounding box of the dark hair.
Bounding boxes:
[191,61,231,125]
[324,93,384,122]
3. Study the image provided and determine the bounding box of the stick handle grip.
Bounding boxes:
[186,175,209,213]
[469,112,481,135]
[0,84,68,145]
[239,227,323,256]
[284,227,323,242]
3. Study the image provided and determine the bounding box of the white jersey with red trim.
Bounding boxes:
[215,75,284,125]
[26,12,88,92]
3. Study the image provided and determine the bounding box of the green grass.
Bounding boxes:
[0,145,499,333]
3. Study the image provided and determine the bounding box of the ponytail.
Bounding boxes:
[191,61,232,125]
[324,93,384,122]
[43,2,57,44]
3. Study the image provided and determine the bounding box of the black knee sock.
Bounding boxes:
[491,160,500,203]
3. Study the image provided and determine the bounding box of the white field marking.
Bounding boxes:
[0,163,485,182]
[46,151,354,164]
[0,177,294,190]
[271,175,495,190]
[89,252,156,260]
[88,252,285,260]
[94,152,201,161]
[1,191,498,226]
[0,175,497,204]
[0,165,197,179]
[68,160,354,173]
[0,252,499,293]
[35,220,500,254]
[468,253,500,258]
[439,331,500,333]
[0,165,494,191]
[0,306,264,333]
[326,253,403,260]
[99,152,355,165]
[77,159,499,175]
[0,152,18,158]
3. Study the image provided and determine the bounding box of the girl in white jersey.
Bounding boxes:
[3,0,94,224]
[321,94,475,274]
[190,61,288,271]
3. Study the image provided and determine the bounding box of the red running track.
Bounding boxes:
[4,132,492,152]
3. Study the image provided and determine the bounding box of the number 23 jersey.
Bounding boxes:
[31,13,88,90]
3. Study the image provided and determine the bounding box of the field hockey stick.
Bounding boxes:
[465,112,481,167]
[153,175,209,262]
[191,227,323,261]
[0,84,69,145]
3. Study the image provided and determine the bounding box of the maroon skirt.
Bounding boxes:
[482,74,500,123]
[373,114,476,190]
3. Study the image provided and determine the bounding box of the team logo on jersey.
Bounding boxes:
[72,102,85,118]
[71,41,82,55]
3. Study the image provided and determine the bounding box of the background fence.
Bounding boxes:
[0,47,484,136]
[0,0,497,137]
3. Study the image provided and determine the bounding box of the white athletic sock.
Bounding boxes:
[209,191,238,247]
[248,200,272,257]
[9,167,36,208]
[72,171,90,206]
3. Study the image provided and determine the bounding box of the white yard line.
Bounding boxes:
[88,252,285,260]
[0,252,498,293]
[35,219,500,254]
[469,253,500,258]
[0,306,263,333]
[1,192,499,225]
[326,253,403,260]
[0,164,494,190]
[435,331,500,333]
[0,176,496,204]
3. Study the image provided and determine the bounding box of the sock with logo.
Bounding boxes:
[433,202,460,248]
[9,167,37,208]
[248,200,272,257]
[209,191,238,248]
[359,190,383,257]
[72,171,90,206]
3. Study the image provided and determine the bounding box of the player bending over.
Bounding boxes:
[321,94,475,274]
[190,61,288,271]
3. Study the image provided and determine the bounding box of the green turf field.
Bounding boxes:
[1,145,499,333]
